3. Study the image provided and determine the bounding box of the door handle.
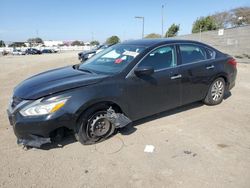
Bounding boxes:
[206,65,215,70]
[171,74,182,80]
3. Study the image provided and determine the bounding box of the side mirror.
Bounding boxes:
[134,66,154,76]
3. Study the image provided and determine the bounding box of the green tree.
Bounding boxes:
[9,42,26,47]
[192,16,217,33]
[90,40,100,46]
[0,40,5,47]
[165,24,180,37]
[71,40,84,46]
[212,11,232,28]
[106,36,120,45]
[145,33,161,38]
[27,37,44,44]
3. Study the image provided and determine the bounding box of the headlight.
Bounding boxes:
[20,97,69,116]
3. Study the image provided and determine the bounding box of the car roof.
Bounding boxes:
[121,39,207,47]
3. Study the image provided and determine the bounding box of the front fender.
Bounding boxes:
[65,82,129,121]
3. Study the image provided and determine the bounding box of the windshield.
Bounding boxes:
[99,45,109,50]
[92,45,103,50]
[79,44,146,74]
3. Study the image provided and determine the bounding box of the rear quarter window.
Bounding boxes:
[205,48,216,59]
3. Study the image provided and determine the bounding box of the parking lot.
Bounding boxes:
[0,52,250,188]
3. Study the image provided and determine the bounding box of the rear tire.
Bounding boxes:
[204,77,225,105]
[75,104,115,145]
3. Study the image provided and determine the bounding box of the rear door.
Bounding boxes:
[177,43,217,105]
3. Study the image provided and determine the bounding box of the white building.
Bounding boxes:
[44,40,63,47]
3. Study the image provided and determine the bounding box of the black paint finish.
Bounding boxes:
[7,39,237,141]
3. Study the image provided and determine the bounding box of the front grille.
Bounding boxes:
[11,96,23,109]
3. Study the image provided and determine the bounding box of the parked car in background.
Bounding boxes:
[12,49,26,55]
[78,44,114,62]
[51,49,59,53]
[2,50,9,56]
[7,39,237,148]
[26,48,42,55]
[42,49,54,53]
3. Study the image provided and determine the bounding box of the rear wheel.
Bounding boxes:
[75,105,115,145]
[204,77,225,105]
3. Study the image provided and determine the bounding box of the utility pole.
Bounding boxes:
[161,5,164,38]
[135,16,144,38]
[199,25,202,41]
[142,17,144,38]
[91,32,94,41]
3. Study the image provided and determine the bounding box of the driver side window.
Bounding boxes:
[138,45,176,70]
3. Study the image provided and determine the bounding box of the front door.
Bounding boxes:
[125,45,182,120]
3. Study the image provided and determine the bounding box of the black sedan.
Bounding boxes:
[26,48,42,55]
[42,49,54,53]
[7,39,237,147]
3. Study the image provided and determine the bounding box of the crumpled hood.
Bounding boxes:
[14,66,108,100]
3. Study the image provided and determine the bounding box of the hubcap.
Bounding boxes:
[211,80,224,101]
[89,113,111,137]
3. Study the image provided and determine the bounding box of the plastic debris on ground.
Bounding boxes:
[144,145,155,153]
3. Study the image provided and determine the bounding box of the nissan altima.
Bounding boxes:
[7,39,237,147]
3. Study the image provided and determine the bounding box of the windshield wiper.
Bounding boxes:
[78,68,96,74]
[79,69,93,74]
[73,64,95,74]
[73,64,80,69]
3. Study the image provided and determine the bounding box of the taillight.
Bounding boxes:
[227,58,237,68]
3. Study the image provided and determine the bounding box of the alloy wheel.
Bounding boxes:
[211,80,224,101]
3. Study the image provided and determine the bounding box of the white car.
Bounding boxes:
[12,50,26,55]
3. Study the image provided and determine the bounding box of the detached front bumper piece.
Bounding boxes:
[107,107,132,128]
[17,135,51,148]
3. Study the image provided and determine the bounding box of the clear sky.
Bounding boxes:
[1,0,250,43]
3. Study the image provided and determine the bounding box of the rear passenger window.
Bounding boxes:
[179,44,206,64]
[139,46,176,70]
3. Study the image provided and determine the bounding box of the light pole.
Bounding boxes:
[135,16,144,38]
[199,25,202,41]
[161,5,164,38]
[91,32,94,41]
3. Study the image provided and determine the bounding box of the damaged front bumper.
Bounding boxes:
[7,107,75,148]
[7,104,131,148]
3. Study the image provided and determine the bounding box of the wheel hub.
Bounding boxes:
[89,114,111,137]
